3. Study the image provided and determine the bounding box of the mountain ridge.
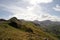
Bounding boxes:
[33,20,60,40]
[0,17,59,40]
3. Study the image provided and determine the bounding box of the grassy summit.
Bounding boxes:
[0,17,59,40]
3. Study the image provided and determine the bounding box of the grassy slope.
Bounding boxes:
[0,18,59,40]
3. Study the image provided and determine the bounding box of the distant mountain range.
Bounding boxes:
[33,20,60,39]
[0,17,60,40]
[34,20,60,26]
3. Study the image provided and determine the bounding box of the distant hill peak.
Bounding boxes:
[10,17,17,20]
[9,17,19,21]
[0,19,6,21]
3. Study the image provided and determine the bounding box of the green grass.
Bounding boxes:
[0,17,59,40]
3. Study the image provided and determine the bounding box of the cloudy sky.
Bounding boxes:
[0,0,60,21]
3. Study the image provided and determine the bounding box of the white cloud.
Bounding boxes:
[0,0,60,21]
[26,0,53,5]
[53,4,60,11]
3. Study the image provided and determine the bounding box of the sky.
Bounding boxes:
[0,0,60,21]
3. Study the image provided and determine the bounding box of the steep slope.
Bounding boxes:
[0,17,59,40]
[33,20,60,40]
